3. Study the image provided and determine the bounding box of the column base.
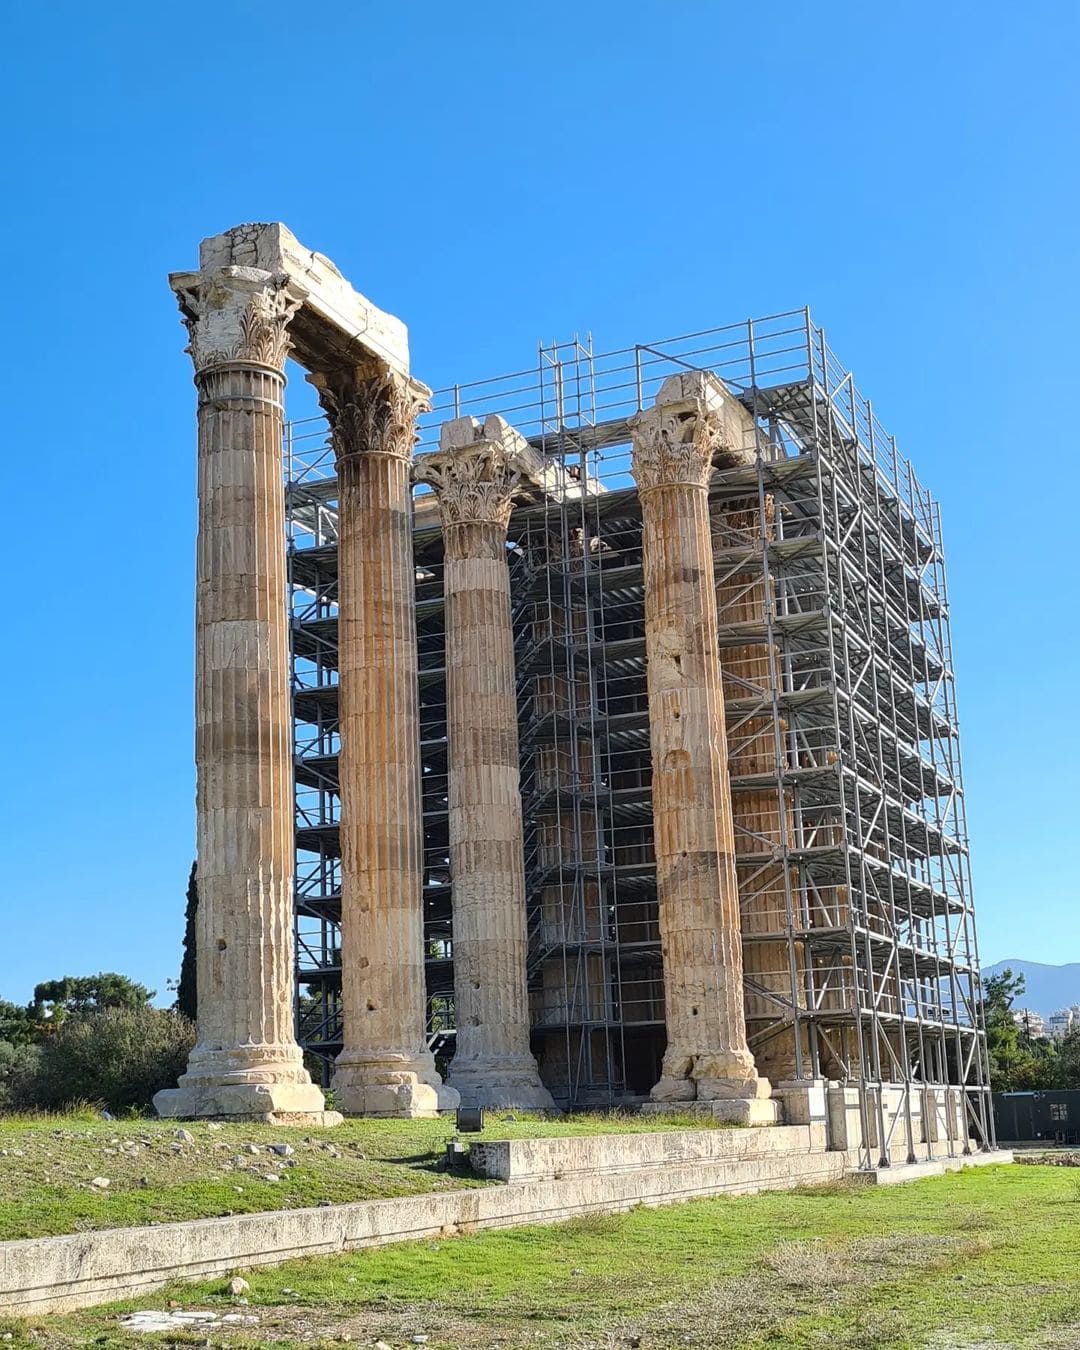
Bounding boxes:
[774,1078,828,1126]
[649,1050,776,1123]
[153,1082,342,1126]
[154,1045,339,1124]
[333,1052,460,1118]
[448,1056,558,1112]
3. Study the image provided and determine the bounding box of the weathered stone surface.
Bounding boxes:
[853,1152,1013,1186]
[155,266,335,1125]
[774,1079,828,1127]
[640,1097,779,1125]
[197,223,409,376]
[0,1128,853,1317]
[312,365,457,1118]
[433,413,592,503]
[629,373,774,1118]
[468,1124,822,1182]
[651,372,755,467]
[415,426,554,1110]
[826,1083,977,1165]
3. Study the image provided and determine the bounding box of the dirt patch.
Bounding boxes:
[765,1233,992,1296]
[79,1286,803,1350]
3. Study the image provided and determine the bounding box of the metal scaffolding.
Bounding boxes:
[284,308,994,1162]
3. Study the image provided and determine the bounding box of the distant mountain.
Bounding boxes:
[983,960,1080,1017]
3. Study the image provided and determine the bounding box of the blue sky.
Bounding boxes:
[1,1,1076,1003]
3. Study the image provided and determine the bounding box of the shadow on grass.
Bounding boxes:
[379,1151,446,1168]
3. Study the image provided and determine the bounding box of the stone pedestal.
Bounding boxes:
[630,372,774,1120]
[156,266,337,1125]
[640,1087,780,1126]
[313,366,458,1118]
[415,418,554,1111]
[774,1078,827,1127]
[826,1083,867,1154]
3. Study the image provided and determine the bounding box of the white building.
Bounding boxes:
[1013,1008,1047,1038]
[1046,1005,1080,1040]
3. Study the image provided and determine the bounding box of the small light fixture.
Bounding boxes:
[456,1106,485,1133]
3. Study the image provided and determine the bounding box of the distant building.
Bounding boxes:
[1046,1006,1080,1040]
[1013,1008,1047,1039]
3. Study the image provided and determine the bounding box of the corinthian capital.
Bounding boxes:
[311,366,431,466]
[171,266,305,374]
[630,370,752,491]
[414,442,520,534]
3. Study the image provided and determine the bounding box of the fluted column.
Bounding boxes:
[155,266,336,1124]
[415,421,555,1110]
[631,373,774,1120]
[312,366,458,1117]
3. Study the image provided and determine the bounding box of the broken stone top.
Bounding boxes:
[438,413,532,458]
[174,222,410,378]
[415,437,520,535]
[433,414,559,502]
[654,370,729,414]
[631,369,755,490]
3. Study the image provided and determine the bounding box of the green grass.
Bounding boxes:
[7,1164,1079,1350]
[0,1108,735,1241]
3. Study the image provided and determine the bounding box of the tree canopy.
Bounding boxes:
[31,973,155,1022]
[983,967,1062,1091]
[0,999,35,1048]
[1,974,189,1113]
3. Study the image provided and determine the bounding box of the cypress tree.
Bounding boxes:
[177,861,198,1021]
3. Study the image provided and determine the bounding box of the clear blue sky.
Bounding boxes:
[1,1,1076,1003]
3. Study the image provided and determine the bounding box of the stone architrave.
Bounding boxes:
[155,266,338,1124]
[630,372,776,1123]
[311,365,458,1118]
[415,418,556,1110]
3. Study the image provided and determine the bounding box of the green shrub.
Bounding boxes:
[13,1007,194,1114]
[0,1040,41,1111]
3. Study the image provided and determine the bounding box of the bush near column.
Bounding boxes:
[13,1007,195,1114]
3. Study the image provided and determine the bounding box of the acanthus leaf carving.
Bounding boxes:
[316,369,430,465]
[413,443,520,534]
[176,270,303,374]
[629,401,724,491]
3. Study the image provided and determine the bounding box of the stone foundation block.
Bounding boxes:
[448,1064,557,1112]
[153,1083,341,1126]
[468,1124,816,1182]
[775,1079,827,1126]
[641,1097,780,1125]
[333,1074,459,1119]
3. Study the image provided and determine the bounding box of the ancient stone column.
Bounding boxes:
[155,266,337,1124]
[311,365,458,1117]
[415,417,555,1110]
[631,372,775,1122]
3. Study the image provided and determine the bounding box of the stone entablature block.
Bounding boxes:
[198,222,410,376]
